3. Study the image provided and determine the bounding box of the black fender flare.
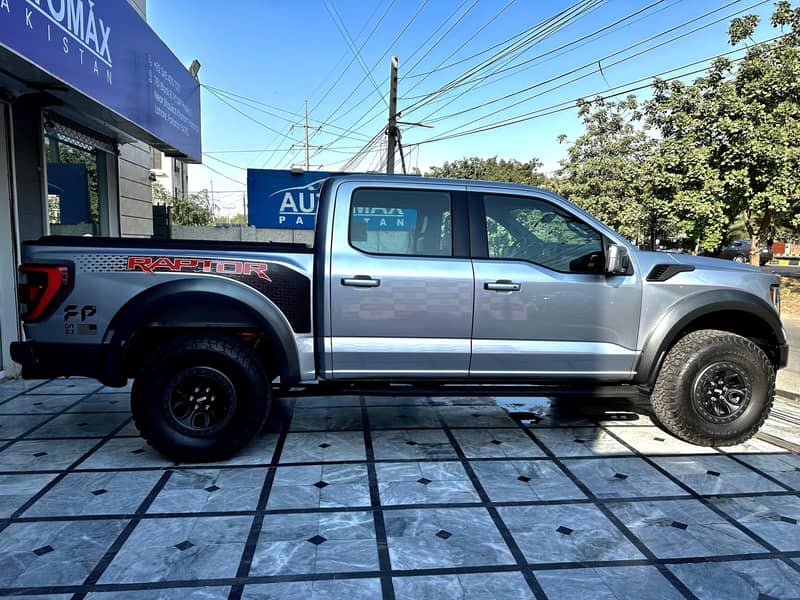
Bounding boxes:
[634,288,785,388]
[99,278,301,385]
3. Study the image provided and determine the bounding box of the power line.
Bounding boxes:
[400,0,604,116]
[198,162,245,186]
[306,0,432,155]
[400,0,673,99]
[406,34,786,147]
[201,84,372,141]
[413,0,770,128]
[308,0,397,116]
[322,0,388,108]
[205,87,302,142]
[321,0,598,166]
[409,0,760,118]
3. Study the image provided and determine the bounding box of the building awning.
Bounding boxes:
[0,0,201,162]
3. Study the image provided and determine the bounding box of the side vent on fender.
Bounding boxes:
[647,264,695,282]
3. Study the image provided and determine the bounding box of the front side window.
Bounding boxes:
[484,194,603,273]
[349,188,452,256]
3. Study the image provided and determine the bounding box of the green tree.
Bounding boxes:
[427,156,550,186]
[646,1,800,263]
[555,96,665,245]
[151,182,215,226]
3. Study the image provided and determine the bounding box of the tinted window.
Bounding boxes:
[350,188,452,256]
[484,194,603,273]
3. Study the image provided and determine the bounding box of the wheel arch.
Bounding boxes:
[100,278,302,386]
[635,289,785,388]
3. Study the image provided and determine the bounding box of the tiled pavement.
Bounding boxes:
[0,379,799,599]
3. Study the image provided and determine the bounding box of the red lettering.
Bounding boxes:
[243,262,271,281]
[174,258,199,271]
[201,259,214,273]
[127,256,154,273]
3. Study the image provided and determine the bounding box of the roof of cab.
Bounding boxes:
[325,173,555,196]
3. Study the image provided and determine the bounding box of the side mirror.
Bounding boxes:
[605,244,630,275]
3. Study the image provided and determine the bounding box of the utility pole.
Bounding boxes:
[304,100,310,170]
[290,99,322,170]
[386,56,398,174]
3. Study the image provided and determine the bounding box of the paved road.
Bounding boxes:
[762,264,800,278]
[777,314,800,395]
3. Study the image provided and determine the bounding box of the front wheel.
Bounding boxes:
[650,329,774,446]
[131,334,272,462]
[732,254,746,263]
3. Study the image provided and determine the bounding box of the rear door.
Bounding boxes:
[327,180,473,378]
[469,188,641,380]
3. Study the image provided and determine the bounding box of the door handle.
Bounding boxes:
[484,280,520,292]
[341,275,381,288]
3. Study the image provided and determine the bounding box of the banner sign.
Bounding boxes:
[0,0,201,160]
[247,169,337,230]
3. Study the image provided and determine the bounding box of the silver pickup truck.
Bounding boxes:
[11,175,788,461]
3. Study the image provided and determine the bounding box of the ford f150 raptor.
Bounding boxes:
[10,175,788,461]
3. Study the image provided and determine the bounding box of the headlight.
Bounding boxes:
[770,284,781,314]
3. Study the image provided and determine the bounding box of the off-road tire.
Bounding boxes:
[650,329,774,446]
[131,334,272,462]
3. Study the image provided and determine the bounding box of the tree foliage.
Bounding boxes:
[152,182,215,227]
[427,157,550,186]
[646,0,800,262]
[555,96,664,244]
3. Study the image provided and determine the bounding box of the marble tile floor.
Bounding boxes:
[0,377,798,599]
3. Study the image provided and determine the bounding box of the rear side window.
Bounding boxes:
[349,188,452,257]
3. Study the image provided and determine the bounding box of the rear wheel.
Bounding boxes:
[732,254,746,263]
[650,329,774,446]
[131,333,272,462]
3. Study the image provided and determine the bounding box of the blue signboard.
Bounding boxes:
[247,169,335,229]
[0,0,201,160]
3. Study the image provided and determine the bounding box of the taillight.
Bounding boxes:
[17,265,70,322]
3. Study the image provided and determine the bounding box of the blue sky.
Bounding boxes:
[148,0,780,213]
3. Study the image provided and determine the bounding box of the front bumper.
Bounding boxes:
[10,340,103,380]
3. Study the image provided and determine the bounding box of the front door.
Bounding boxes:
[328,181,473,378]
[469,189,642,380]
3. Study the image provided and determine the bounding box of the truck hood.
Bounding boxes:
[639,251,761,273]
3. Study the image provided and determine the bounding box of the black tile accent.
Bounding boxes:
[318,443,331,449]
[77,423,88,427]
[131,449,145,454]
[706,470,721,477]
[33,544,54,556]
[91,489,108,496]
[33,451,48,457]
[435,529,452,540]
[614,473,628,480]
[307,534,327,546]
[417,477,431,485]
[204,485,220,493]
[405,441,418,446]
[517,475,531,483]
[653,437,665,442]
[779,516,797,525]
[556,526,573,536]
[313,481,329,489]
[490,440,503,445]
[670,521,688,530]
[174,540,194,551]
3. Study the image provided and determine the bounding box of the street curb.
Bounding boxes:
[776,389,798,402]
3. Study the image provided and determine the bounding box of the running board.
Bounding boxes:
[278,382,645,399]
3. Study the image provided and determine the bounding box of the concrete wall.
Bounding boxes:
[119,0,153,238]
[119,142,153,237]
[171,225,315,247]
